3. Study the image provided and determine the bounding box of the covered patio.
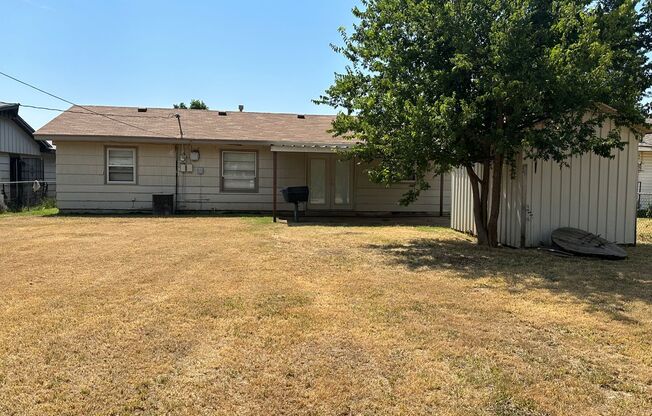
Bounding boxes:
[270,143,448,223]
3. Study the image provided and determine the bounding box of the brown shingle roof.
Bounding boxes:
[34,105,349,145]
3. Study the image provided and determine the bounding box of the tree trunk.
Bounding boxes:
[466,155,503,248]
[487,154,504,247]
[466,165,489,245]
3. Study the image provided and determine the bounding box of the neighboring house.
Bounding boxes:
[451,111,651,247]
[34,106,449,216]
[0,103,56,208]
[637,129,652,209]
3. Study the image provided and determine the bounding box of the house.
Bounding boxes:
[34,105,449,216]
[451,114,651,247]
[637,129,652,210]
[0,103,56,208]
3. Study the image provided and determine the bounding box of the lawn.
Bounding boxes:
[1,214,651,415]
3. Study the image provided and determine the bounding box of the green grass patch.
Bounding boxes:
[0,207,59,217]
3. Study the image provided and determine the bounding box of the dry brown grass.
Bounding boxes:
[1,214,651,415]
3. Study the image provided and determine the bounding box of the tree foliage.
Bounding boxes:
[173,99,209,110]
[318,0,651,246]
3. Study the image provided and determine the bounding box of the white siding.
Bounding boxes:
[0,116,40,156]
[450,120,638,247]
[637,151,652,209]
[55,141,448,214]
[354,163,449,213]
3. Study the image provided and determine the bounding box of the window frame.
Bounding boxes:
[106,147,137,185]
[220,150,258,193]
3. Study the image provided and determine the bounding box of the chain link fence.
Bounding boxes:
[0,181,56,212]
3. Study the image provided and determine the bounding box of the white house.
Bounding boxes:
[637,130,652,209]
[34,105,449,217]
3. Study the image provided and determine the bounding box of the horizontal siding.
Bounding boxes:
[637,152,652,203]
[56,141,449,213]
[354,162,449,213]
[0,116,40,156]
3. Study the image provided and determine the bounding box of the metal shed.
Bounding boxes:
[451,118,645,247]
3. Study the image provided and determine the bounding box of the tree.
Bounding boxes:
[173,99,209,110]
[318,0,651,246]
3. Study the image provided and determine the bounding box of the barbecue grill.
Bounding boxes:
[281,186,309,222]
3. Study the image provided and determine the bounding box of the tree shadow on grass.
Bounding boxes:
[367,237,652,323]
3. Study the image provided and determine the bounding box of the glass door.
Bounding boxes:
[333,158,352,209]
[307,155,353,210]
[308,157,328,209]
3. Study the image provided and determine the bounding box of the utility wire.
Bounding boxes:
[0,101,176,119]
[0,71,178,138]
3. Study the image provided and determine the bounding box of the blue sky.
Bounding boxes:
[1,0,359,129]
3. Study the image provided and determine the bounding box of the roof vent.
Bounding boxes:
[238,105,244,112]
[137,107,148,112]
[218,111,227,116]
[297,114,305,119]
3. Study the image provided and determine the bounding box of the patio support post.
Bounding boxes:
[273,151,278,222]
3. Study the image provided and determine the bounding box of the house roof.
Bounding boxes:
[1,102,55,152]
[34,105,350,146]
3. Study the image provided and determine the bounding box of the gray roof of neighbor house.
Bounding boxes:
[34,105,350,146]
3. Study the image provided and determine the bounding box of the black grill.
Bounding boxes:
[281,186,309,221]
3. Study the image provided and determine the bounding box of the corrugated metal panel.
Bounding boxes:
[450,162,522,247]
[451,119,638,247]
[450,166,478,235]
[0,116,41,156]
[524,120,638,246]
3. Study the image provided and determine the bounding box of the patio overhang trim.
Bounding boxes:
[270,144,351,153]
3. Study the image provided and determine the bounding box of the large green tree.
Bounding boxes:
[319,0,651,246]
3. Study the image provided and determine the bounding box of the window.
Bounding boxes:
[106,148,136,183]
[221,151,257,192]
[400,172,418,183]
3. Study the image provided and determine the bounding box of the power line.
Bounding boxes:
[0,71,178,138]
[0,101,176,119]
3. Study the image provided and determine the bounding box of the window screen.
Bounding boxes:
[107,148,136,183]
[222,151,256,191]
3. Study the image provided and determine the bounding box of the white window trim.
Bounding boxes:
[221,150,258,192]
[106,147,137,184]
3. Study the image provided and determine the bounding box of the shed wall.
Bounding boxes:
[524,122,638,246]
[450,120,638,246]
[450,162,522,247]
